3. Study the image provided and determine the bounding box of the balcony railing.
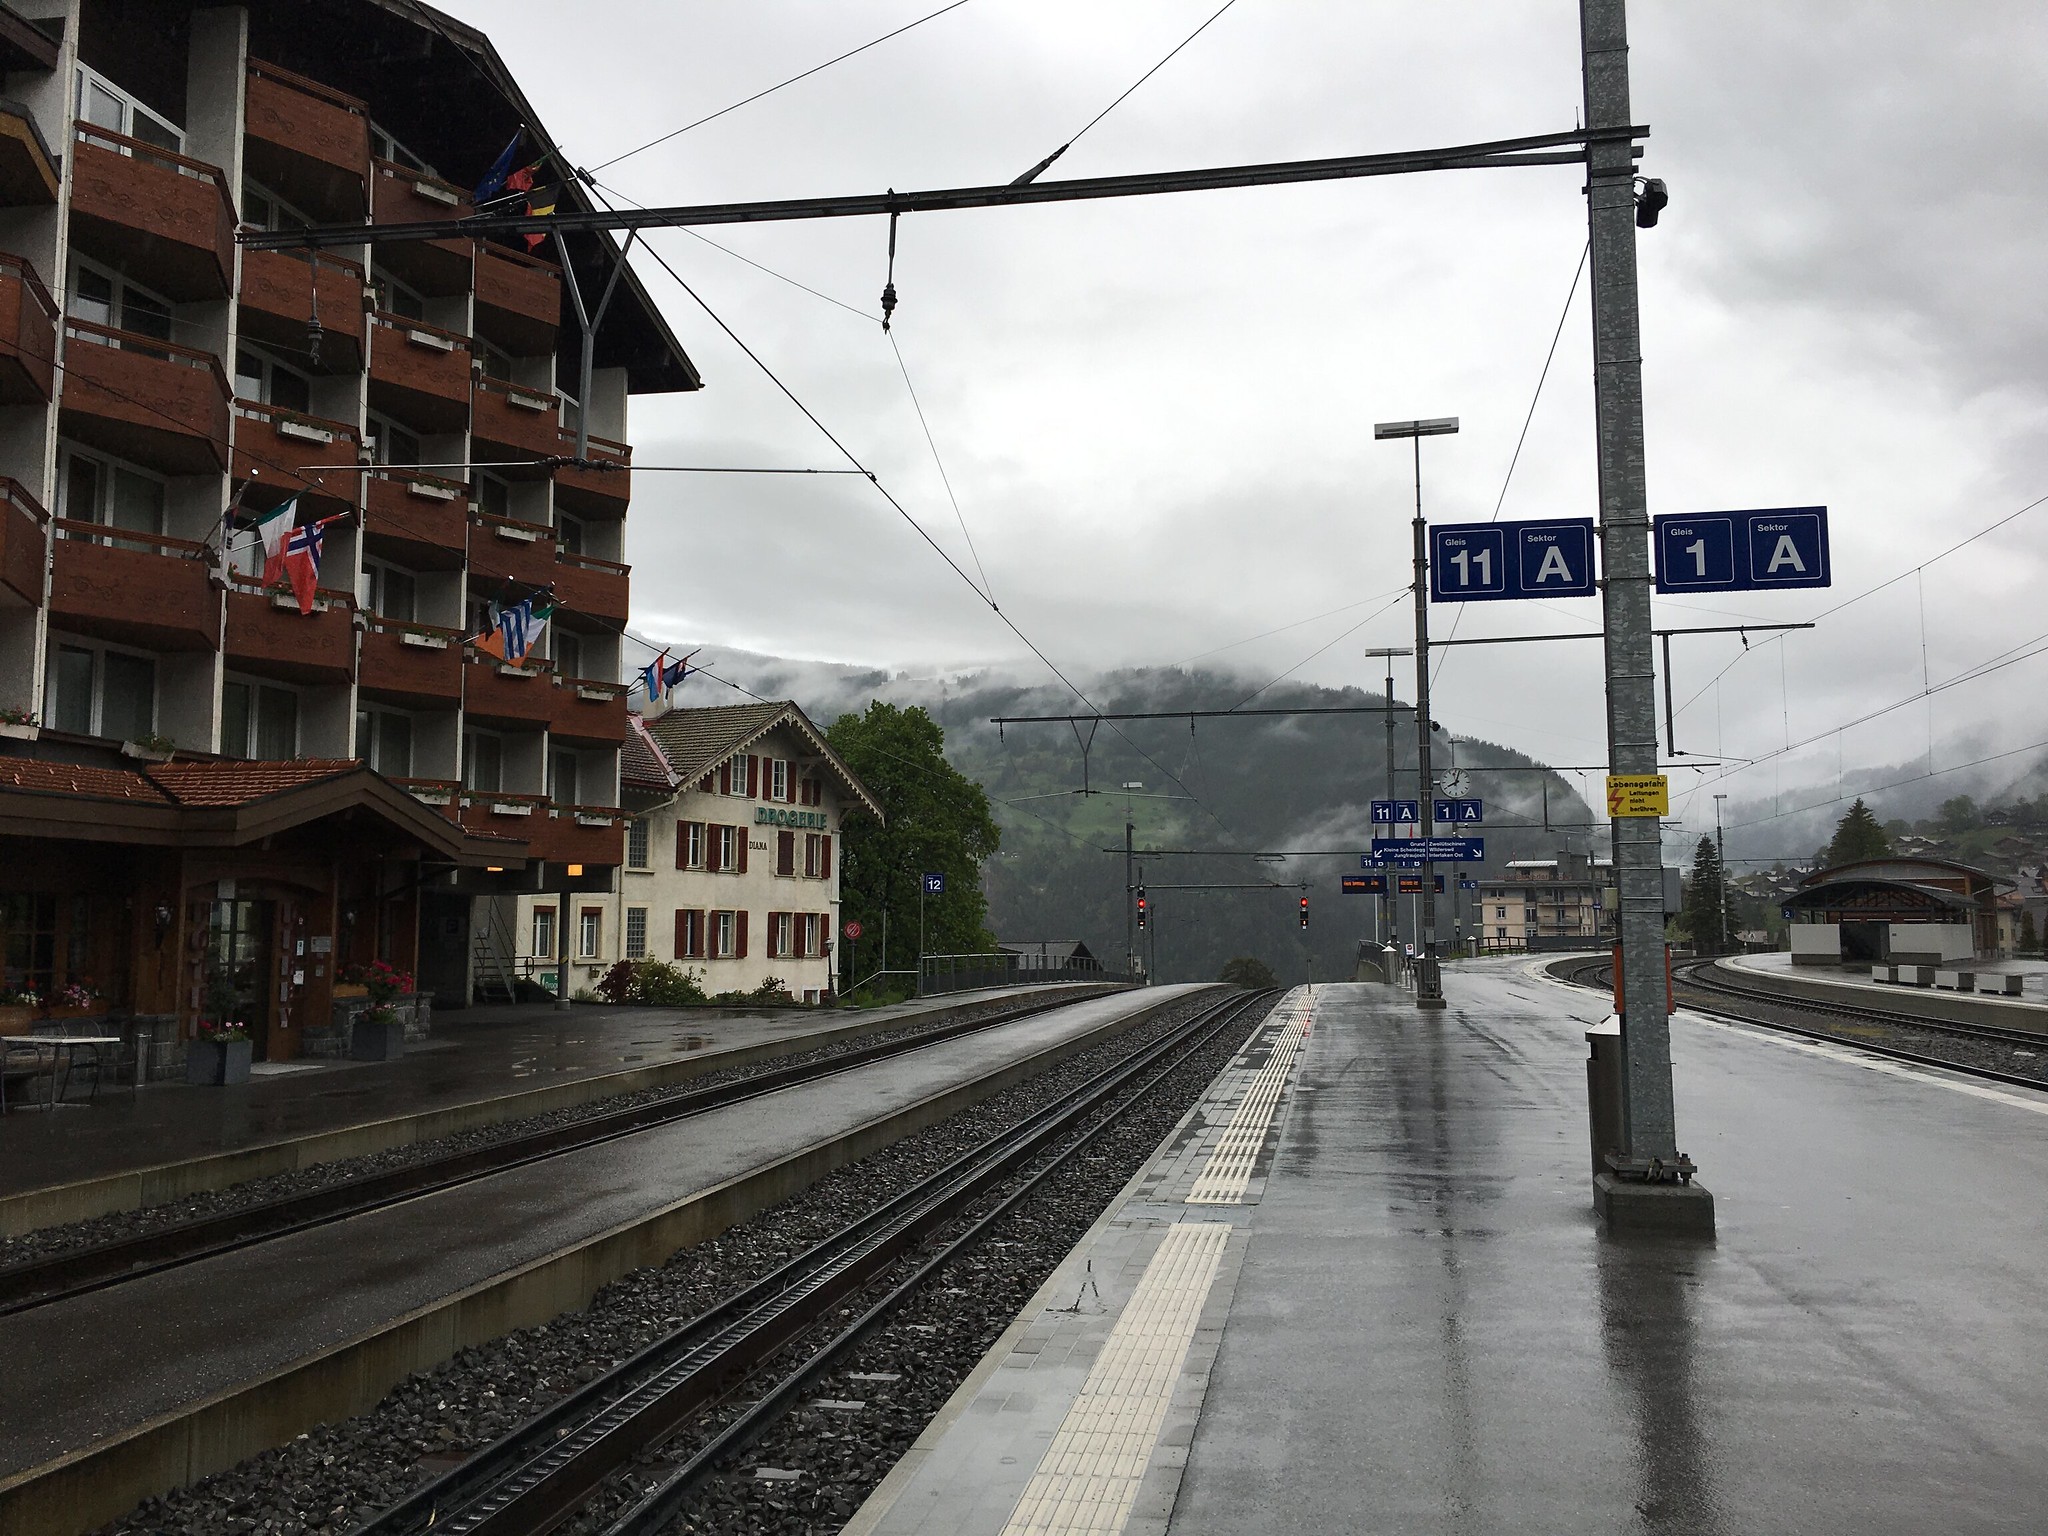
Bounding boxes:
[0,249,54,403]
[473,243,561,355]
[49,518,218,650]
[244,59,369,220]
[232,399,362,508]
[0,99,59,205]
[368,311,471,433]
[371,159,473,295]
[391,777,461,820]
[463,655,556,727]
[225,579,355,684]
[528,803,625,867]
[359,615,463,706]
[60,318,231,474]
[549,677,629,746]
[458,790,550,842]
[552,430,631,516]
[551,551,628,624]
[470,374,560,459]
[69,121,235,298]
[238,247,365,371]
[468,513,559,589]
[0,477,47,607]
[363,469,468,570]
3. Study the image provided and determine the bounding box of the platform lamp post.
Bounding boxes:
[1714,793,1729,956]
[1375,416,1457,1010]
[1366,646,1411,956]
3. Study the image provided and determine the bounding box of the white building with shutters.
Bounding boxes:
[559,700,883,1003]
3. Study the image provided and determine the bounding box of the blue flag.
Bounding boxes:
[475,130,524,202]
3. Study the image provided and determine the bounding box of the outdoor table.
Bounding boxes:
[1,1035,122,1110]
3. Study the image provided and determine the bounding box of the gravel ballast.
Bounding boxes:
[96,990,1269,1536]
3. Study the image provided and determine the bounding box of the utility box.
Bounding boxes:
[1790,924,1844,966]
[1585,1017,1624,1180]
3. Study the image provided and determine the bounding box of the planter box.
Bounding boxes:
[332,984,369,998]
[350,1013,407,1061]
[0,1004,33,1036]
[187,1037,252,1085]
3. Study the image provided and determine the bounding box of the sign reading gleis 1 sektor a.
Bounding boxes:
[1605,774,1670,817]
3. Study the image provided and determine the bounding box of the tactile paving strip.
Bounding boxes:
[1182,1001,1309,1204]
[997,1220,1231,1536]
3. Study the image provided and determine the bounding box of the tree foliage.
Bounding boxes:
[827,702,1002,979]
[1825,798,1891,868]
[1939,794,1981,833]
[1682,835,1730,956]
[2022,909,2040,956]
[1218,956,1279,990]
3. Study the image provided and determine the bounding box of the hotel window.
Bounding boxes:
[474,471,512,517]
[532,906,556,959]
[578,908,602,960]
[1495,906,1507,920]
[369,414,423,468]
[75,62,183,150]
[67,259,174,343]
[355,707,413,777]
[626,818,650,870]
[804,833,822,878]
[801,913,822,957]
[713,825,738,871]
[234,345,312,412]
[46,644,155,742]
[625,907,648,960]
[57,444,166,552]
[241,180,312,234]
[679,820,705,870]
[462,730,504,792]
[771,759,789,802]
[676,908,705,959]
[554,630,583,682]
[711,910,735,959]
[557,511,585,557]
[728,755,752,796]
[770,912,793,958]
[371,269,428,321]
[358,559,418,623]
[548,750,578,807]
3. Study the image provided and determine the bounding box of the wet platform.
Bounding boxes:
[0,987,1096,1210]
[1724,947,2048,1000]
[852,961,2048,1535]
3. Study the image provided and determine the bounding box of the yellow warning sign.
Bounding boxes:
[1605,774,1670,817]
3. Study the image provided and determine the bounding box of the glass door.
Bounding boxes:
[206,898,275,1058]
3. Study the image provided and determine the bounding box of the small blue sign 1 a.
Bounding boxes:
[921,872,946,895]
[1432,797,1484,824]
[1430,517,1597,602]
[1653,507,1830,593]
[1370,799,1420,824]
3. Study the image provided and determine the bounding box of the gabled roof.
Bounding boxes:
[642,701,885,821]
[621,715,679,793]
[147,759,360,806]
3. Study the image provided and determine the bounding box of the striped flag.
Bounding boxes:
[471,593,554,665]
[280,521,324,615]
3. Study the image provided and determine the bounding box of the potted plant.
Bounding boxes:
[0,707,37,742]
[0,987,40,1034]
[121,733,177,762]
[48,982,100,1020]
[343,959,414,1061]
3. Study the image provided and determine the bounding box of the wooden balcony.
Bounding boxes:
[224,581,355,684]
[391,777,461,822]
[238,248,364,373]
[69,122,235,299]
[49,522,219,650]
[232,400,362,511]
[468,514,559,590]
[0,99,60,206]
[363,469,467,571]
[462,656,555,728]
[0,250,54,403]
[59,320,230,474]
[471,375,560,461]
[243,59,368,221]
[551,551,628,624]
[367,311,471,433]
[552,431,631,518]
[0,478,47,608]
[371,159,472,296]
[550,680,629,747]
[458,791,549,846]
[359,617,462,707]
[473,244,561,356]
[526,804,625,868]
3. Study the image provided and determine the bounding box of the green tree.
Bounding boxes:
[1683,835,1729,956]
[1218,956,1278,990]
[827,702,1002,982]
[1939,794,1981,833]
[1825,798,1891,867]
[2021,909,2040,956]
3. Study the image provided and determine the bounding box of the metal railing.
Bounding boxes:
[917,951,1127,996]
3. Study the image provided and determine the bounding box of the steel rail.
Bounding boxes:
[350,988,1271,1536]
[0,990,1105,1316]
[1676,961,2048,1050]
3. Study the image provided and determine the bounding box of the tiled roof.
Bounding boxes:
[643,701,884,821]
[148,759,360,806]
[621,715,678,791]
[0,757,172,802]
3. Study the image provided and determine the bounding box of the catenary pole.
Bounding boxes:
[1409,450,1444,1009]
[1581,0,1682,1169]
[1125,818,1136,981]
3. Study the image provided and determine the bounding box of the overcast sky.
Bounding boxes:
[464,1,2048,858]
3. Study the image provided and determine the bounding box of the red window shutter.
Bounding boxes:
[704,827,719,873]
[719,761,731,795]
[690,910,704,958]
[700,773,713,793]
[735,909,749,958]
[676,823,688,869]
[672,910,688,957]
[821,834,833,880]
[778,830,795,875]
[737,829,749,874]
[747,755,759,797]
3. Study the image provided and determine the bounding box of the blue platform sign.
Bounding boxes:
[921,871,946,895]
[1370,799,1421,824]
[1369,837,1485,866]
[1653,507,1830,593]
[1457,877,1479,890]
[1433,797,1484,824]
[1430,517,1597,602]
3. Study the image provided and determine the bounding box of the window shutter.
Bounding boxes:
[778,830,795,875]
[672,909,688,957]
[737,830,749,874]
[675,823,687,869]
[704,827,719,874]
[690,910,704,957]
[747,755,759,796]
[735,909,749,958]
[821,834,833,880]
[700,773,713,793]
[719,761,730,795]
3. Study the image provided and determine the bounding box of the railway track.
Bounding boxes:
[0,990,1106,1318]
[346,987,1272,1536]
[1556,955,2048,1090]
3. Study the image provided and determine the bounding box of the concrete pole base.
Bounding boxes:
[1593,1171,1716,1238]
[1414,995,1448,1011]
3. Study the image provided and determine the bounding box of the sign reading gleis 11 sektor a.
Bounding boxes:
[1429,517,1597,602]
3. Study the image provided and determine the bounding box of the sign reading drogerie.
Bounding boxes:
[1605,774,1670,817]
[1653,507,1830,593]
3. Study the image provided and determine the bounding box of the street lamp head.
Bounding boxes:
[1374,417,1460,439]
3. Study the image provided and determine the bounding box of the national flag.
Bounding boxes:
[471,594,554,665]
[640,649,668,701]
[474,130,524,202]
[280,521,324,615]
[246,497,299,584]
[504,160,539,196]
[661,650,698,698]
[522,194,557,252]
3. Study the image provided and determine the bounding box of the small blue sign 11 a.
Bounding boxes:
[1430,517,1597,602]
[1370,799,1421,824]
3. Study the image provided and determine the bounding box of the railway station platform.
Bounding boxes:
[851,960,2048,1535]
[0,984,1110,1230]
[1723,947,2048,999]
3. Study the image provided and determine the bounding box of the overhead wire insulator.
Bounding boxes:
[880,202,900,331]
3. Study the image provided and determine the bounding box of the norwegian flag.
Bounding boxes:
[281,521,324,615]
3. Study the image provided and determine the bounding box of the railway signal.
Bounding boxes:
[1299,896,1310,930]
[1136,889,1148,930]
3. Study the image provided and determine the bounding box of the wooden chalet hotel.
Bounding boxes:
[0,0,698,1069]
